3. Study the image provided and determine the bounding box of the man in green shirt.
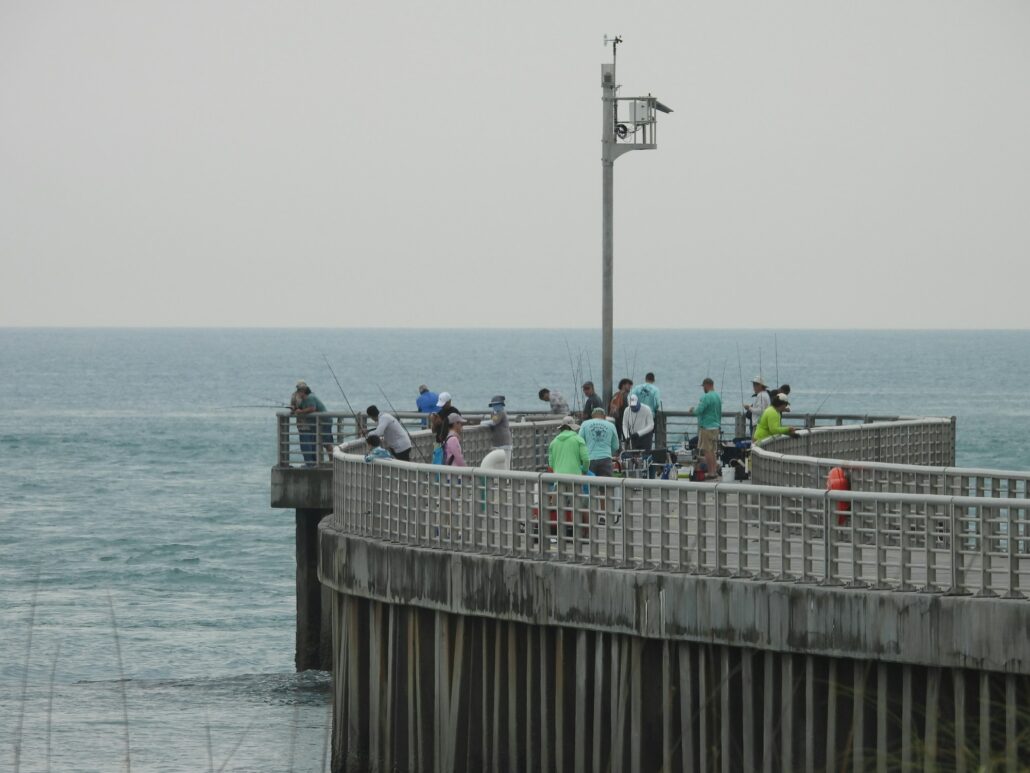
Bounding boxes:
[753,394,797,444]
[688,377,723,478]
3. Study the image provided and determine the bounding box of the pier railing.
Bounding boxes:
[748,416,1030,496]
[279,409,903,468]
[332,420,1030,598]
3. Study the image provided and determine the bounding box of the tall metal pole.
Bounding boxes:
[600,45,618,407]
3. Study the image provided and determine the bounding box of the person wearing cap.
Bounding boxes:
[538,388,569,415]
[365,404,413,461]
[415,385,439,427]
[768,384,791,412]
[622,394,655,452]
[753,393,798,444]
[432,392,461,445]
[688,378,723,478]
[443,413,468,467]
[290,380,306,411]
[579,407,619,476]
[548,417,589,476]
[580,382,604,422]
[480,395,513,469]
[291,382,331,466]
[744,376,771,432]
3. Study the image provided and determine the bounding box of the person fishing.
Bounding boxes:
[769,383,791,411]
[622,394,655,452]
[688,377,723,479]
[744,376,771,435]
[364,404,413,461]
[753,393,798,444]
[291,381,332,466]
[538,387,569,415]
[416,384,438,427]
[480,395,513,469]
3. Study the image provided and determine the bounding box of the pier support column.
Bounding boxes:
[296,507,332,671]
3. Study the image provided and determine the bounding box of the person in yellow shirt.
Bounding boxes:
[753,394,797,444]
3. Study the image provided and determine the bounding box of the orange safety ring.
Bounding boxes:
[826,466,851,524]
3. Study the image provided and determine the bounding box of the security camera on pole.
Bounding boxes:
[600,36,672,405]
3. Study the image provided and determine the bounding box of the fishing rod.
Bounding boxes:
[228,403,291,409]
[813,385,841,416]
[320,352,358,418]
[736,342,751,436]
[374,383,430,462]
[564,337,579,415]
[320,351,364,448]
[736,342,745,406]
[774,334,780,387]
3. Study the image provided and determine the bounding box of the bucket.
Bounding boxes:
[722,466,736,482]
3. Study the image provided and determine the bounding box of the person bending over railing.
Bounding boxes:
[753,394,798,444]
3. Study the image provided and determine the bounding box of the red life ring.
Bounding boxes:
[826,466,851,524]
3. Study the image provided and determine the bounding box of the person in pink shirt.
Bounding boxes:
[443,413,467,467]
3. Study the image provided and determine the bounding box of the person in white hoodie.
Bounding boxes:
[622,394,655,451]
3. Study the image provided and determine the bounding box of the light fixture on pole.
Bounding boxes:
[600,36,672,405]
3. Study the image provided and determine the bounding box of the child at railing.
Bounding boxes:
[364,435,393,463]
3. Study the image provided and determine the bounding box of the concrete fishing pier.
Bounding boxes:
[272,409,1030,771]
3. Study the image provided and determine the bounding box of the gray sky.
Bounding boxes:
[2,1,1028,328]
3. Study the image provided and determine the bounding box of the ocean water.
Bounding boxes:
[1,328,1028,771]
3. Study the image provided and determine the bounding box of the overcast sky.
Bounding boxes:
[1,1,1028,328]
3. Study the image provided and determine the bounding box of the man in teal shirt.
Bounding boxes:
[688,377,722,478]
[631,372,661,417]
[292,383,331,466]
[579,407,619,476]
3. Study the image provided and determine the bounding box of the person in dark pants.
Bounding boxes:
[292,382,330,466]
[608,378,633,446]
[365,405,413,461]
[622,394,655,452]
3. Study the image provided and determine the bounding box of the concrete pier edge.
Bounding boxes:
[319,519,1030,676]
